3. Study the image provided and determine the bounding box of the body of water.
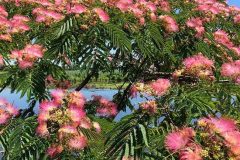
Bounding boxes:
[0,88,147,121]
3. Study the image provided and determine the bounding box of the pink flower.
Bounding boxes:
[116,0,132,12]
[0,98,19,124]
[211,117,237,133]
[67,107,86,124]
[230,145,240,156]
[47,144,63,158]
[146,2,157,12]
[150,13,157,22]
[79,117,92,129]
[67,4,87,14]
[221,60,240,84]
[129,6,143,18]
[0,55,4,66]
[159,15,179,33]
[222,131,240,146]
[234,14,240,24]
[130,85,138,98]
[183,54,213,70]
[23,44,44,58]
[10,20,30,33]
[159,0,171,12]
[96,97,118,117]
[222,131,240,156]
[214,30,234,49]
[10,50,23,59]
[0,113,10,125]
[36,123,49,137]
[180,144,203,160]
[12,15,30,22]
[93,122,101,133]
[39,101,58,112]
[140,100,157,114]
[10,44,45,69]
[139,17,145,26]
[69,91,86,108]
[18,60,33,69]
[0,98,7,106]
[0,34,12,42]
[51,89,65,104]
[186,17,205,37]
[59,125,78,134]
[0,5,8,17]
[37,111,49,123]
[150,78,171,96]
[68,135,88,150]
[231,47,240,56]
[221,62,240,77]
[165,128,195,152]
[5,104,19,116]
[32,8,64,24]
[187,18,203,28]
[94,8,110,22]
[182,54,214,79]
[199,117,238,134]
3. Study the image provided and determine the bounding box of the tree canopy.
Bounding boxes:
[0,0,240,159]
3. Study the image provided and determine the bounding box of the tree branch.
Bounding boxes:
[75,64,98,91]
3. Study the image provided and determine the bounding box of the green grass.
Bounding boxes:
[67,70,128,89]
[0,71,7,86]
[0,70,127,89]
[81,81,129,89]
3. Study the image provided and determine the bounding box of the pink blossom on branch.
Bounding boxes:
[214,30,234,49]
[68,91,86,108]
[0,98,19,125]
[93,8,110,23]
[186,17,205,37]
[36,122,49,137]
[165,127,195,152]
[46,144,63,158]
[32,7,64,24]
[0,5,8,17]
[36,90,102,157]
[198,117,238,134]
[93,122,101,133]
[67,107,86,124]
[51,89,65,104]
[234,14,240,24]
[0,55,4,66]
[221,60,240,84]
[183,54,213,70]
[179,143,203,160]
[0,34,12,42]
[159,15,179,33]
[182,54,214,79]
[68,135,88,150]
[95,96,118,117]
[140,100,157,114]
[66,3,87,14]
[130,84,138,98]
[150,78,171,96]
[10,44,45,69]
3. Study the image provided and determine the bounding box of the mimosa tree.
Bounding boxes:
[0,0,240,159]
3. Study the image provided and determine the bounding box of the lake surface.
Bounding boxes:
[0,88,147,121]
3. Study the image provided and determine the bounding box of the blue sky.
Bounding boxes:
[228,0,240,7]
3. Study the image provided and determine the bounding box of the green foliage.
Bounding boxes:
[105,114,150,160]
[0,116,48,160]
[0,0,240,159]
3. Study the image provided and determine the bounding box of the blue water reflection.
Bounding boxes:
[0,88,148,121]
